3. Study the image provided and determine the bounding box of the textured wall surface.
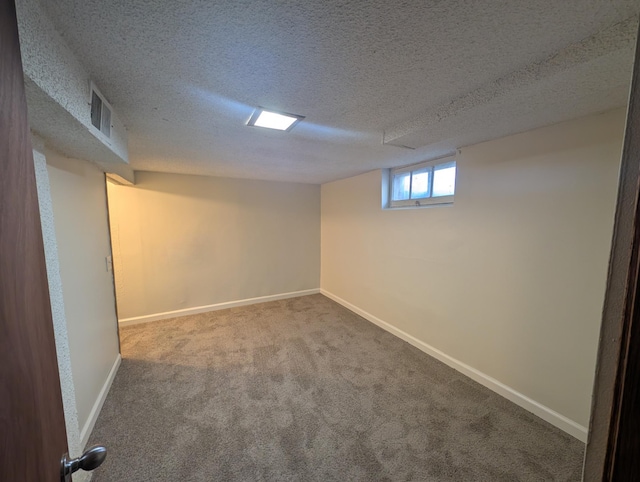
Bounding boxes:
[321,109,625,430]
[107,172,321,320]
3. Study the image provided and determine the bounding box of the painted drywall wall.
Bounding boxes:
[321,109,625,431]
[33,145,90,482]
[107,172,321,320]
[45,155,120,434]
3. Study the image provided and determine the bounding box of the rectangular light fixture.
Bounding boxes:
[247,108,304,131]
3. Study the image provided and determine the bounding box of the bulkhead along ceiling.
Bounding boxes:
[43,0,640,184]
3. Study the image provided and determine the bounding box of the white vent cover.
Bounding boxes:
[90,83,112,139]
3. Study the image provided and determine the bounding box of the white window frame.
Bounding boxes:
[387,156,456,208]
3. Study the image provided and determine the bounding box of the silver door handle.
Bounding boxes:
[60,445,107,482]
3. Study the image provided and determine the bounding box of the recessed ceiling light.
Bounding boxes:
[247,108,304,131]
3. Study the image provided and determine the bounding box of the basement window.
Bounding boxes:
[386,156,456,208]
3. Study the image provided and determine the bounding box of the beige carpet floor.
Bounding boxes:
[88,294,583,481]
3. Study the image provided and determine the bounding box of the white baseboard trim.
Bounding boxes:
[118,289,321,327]
[320,289,588,442]
[79,354,121,449]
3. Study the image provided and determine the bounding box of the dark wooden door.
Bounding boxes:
[583,18,640,482]
[0,0,70,480]
[603,26,640,478]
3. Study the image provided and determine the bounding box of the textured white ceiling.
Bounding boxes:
[42,0,639,184]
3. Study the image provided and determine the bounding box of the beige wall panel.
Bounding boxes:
[107,173,321,320]
[321,109,625,428]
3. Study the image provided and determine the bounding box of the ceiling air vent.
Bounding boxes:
[90,83,112,139]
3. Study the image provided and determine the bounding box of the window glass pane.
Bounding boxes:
[411,168,431,199]
[432,163,456,197]
[392,172,410,201]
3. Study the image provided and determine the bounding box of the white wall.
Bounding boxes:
[45,155,120,440]
[33,146,87,482]
[107,172,321,320]
[321,109,625,436]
